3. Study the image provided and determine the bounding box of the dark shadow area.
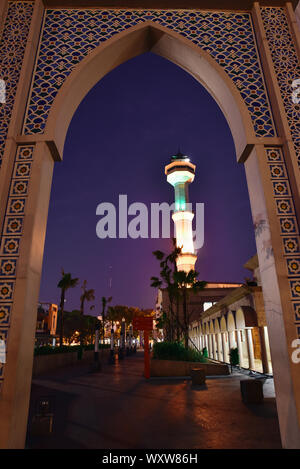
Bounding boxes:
[243,398,279,419]
[26,384,85,449]
[190,384,208,391]
[26,352,281,449]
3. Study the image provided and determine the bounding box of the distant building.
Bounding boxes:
[36,303,58,346]
[189,254,273,375]
[160,150,272,374]
[158,281,243,323]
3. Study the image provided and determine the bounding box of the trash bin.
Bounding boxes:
[240,379,264,404]
[190,368,206,385]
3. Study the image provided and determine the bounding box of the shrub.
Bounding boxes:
[152,341,206,363]
[34,345,75,356]
[34,343,110,356]
[229,347,239,366]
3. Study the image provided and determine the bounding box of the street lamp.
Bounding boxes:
[93,317,102,371]
[118,317,126,360]
[109,321,115,364]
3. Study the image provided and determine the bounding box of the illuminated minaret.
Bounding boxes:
[165,151,197,273]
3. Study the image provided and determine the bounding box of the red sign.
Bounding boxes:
[132,317,153,379]
[132,316,153,331]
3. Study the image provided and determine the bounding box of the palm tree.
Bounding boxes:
[173,269,207,349]
[57,270,79,347]
[151,239,207,349]
[79,280,95,345]
[151,238,181,341]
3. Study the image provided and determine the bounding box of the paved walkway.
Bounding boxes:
[26,351,281,449]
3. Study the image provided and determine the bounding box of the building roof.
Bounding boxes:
[202,285,262,320]
[171,151,189,161]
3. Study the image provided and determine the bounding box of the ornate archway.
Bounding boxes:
[0,0,299,449]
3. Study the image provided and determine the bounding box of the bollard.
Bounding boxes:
[190,368,206,386]
[240,379,264,404]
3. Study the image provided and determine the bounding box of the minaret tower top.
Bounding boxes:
[165,151,197,273]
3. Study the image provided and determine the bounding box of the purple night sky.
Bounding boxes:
[38,52,256,314]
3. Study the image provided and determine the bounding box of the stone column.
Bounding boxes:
[211,334,216,360]
[263,326,273,374]
[259,326,272,375]
[208,334,213,358]
[228,331,235,352]
[236,329,244,368]
[251,5,300,447]
[217,333,223,362]
[205,335,208,353]
[221,333,227,363]
[0,142,54,448]
[245,144,300,447]
[246,328,255,370]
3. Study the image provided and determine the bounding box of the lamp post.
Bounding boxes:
[119,317,126,359]
[109,321,115,364]
[93,318,101,371]
[126,322,132,356]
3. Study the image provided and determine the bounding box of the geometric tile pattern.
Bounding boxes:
[0,145,34,388]
[0,1,34,168]
[261,7,300,168]
[265,147,300,336]
[23,8,276,138]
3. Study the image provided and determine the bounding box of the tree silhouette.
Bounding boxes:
[79,280,95,345]
[57,270,79,347]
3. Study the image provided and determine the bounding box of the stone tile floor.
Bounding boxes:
[26,351,281,449]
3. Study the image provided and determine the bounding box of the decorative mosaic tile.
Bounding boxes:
[290,279,300,299]
[0,145,34,388]
[265,146,300,338]
[0,238,20,256]
[279,217,298,235]
[272,180,291,197]
[10,179,30,196]
[294,303,300,322]
[3,217,24,235]
[13,162,32,178]
[287,258,300,276]
[0,304,11,326]
[23,8,276,138]
[283,237,299,255]
[275,199,294,215]
[261,7,300,167]
[0,1,34,168]
[269,164,287,179]
[266,147,283,162]
[0,281,14,301]
[0,258,17,277]
[7,198,26,215]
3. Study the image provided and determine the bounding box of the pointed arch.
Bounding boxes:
[42,21,256,160]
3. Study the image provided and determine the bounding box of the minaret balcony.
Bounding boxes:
[172,211,194,222]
